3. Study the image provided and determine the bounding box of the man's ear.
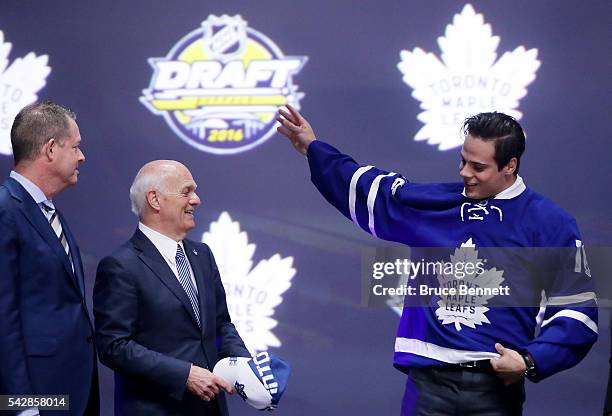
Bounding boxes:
[43,138,56,161]
[146,190,161,211]
[504,157,518,176]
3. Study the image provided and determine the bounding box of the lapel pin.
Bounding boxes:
[192,249,198,256]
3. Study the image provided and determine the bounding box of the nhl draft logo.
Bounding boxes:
[397,4,540,150]
[0,30,51,156]
[435,239,504,331]
[140,15,307,155]
[202,212,296,353]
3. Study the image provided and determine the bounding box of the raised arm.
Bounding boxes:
[274,106,454,246]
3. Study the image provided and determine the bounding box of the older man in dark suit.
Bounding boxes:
[94,160,249,415]
[0,102,98,415]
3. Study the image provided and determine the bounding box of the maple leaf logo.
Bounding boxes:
[202,212,296,354]
[397,4,540,150]
[435,239,505,331]
[0,30,51,156]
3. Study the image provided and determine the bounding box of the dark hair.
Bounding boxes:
[462,112,525,175]
[10,101,76,164]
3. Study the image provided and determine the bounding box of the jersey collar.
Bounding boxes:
[461,175,526,200]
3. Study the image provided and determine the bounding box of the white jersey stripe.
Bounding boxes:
[395,337,500,363]
[546,292,597,306]
[541,309,598,334]
[367,172,396,237]
[349,166,373,226]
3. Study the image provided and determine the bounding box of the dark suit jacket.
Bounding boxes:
[0,177,98,415]
[94,229,249,415]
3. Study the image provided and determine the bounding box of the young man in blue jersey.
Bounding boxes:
[276,105,598,415]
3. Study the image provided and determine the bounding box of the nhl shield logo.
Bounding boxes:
[201,15,247,62]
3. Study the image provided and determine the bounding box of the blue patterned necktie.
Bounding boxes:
[41,202,73,271]
[175,243,201,327]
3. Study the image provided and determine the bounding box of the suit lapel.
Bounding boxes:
[184,240,209,335]
[4,178,79,293]
[59,210,85,296]
[131,230,201,328]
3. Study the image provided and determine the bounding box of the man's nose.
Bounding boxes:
[191,192,201,206]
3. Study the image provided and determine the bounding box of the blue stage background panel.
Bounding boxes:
[1,1,610,414]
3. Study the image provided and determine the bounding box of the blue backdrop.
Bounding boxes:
[1,1,610,414]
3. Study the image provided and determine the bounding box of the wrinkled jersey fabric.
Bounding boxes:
[307,140,598,381]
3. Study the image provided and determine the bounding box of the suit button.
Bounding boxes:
[86,335,94,343]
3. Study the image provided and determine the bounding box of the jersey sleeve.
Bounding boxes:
[307,140,458,245]
[526,217,598,381]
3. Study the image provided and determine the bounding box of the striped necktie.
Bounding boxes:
[175,243,201,327]
[41,202,71,259]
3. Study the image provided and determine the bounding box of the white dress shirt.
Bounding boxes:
[138,222,198,292]
[10,171,52,220]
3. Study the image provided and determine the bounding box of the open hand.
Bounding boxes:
[275,104,316,155]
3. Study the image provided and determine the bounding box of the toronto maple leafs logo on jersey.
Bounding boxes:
[397,4,540,150]
[434,238,505,331]
[0,30,51,156]
[202,212,296,353]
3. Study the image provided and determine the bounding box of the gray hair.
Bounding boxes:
[129,167,171,217]
[11,101,76,164]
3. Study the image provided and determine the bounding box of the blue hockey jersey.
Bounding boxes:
[307,140,598,382]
